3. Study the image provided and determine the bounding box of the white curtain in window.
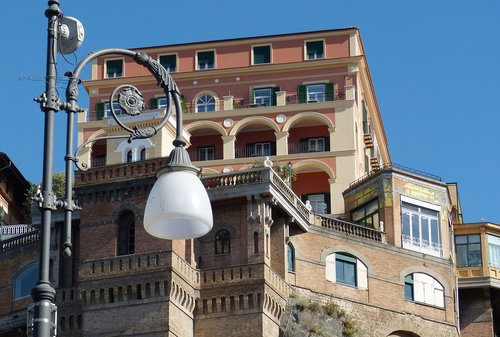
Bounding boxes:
[488,234,500,268]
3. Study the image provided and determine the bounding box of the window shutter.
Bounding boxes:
[326,83,334,101]
[324,137,330,151]
[96,102,105,121]
[325,254,336,283]
[357,260,368,290]
[271,142,277,156]
[149,98,158,110]
[297,85,306,103]
[272,87,280,106]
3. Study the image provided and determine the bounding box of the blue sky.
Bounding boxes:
[1,0,499,223]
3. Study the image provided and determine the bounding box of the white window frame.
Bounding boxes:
[253,142,271,157]
[104,58,124,78]
[253,88,272,106]
[158,53,177,72]
[104,101,121,117]
[401,196,442,257]
[304,39,325,60]
[306,84,326,102]
[252,44,272,65]
[196,50,216,70]
[307,137,325,152]
[198,146,215,161]
[325,253,368,290]
[405,272,444,308]
[196,94,216,112]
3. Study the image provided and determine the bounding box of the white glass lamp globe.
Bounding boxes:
[144,170,213,239]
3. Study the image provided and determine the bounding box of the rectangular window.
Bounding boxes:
[306,84,325,102]
[306,40,324,60]
[455,234,482,267]
[404,274,414,301]
[106,59,123,78]
[401,201,441,257]
[253,88,272,106]
[298,137,329,153]
[253,45,271,64]
[336,253,357,286]
[149,97,168,110]
[197,50,215,70]
[198,146,215,161]
[297,83,334,103]
[488,234,500,268]
[159,54,177,72]
[253,142,271,157]
[351,199,379,228]
[104,102,121,116]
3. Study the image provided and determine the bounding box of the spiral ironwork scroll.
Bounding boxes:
[67,49,183,171]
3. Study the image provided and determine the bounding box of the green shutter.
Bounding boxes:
[297,85,306,103]
[272,87,280,106]
[325,83,334,101]
[96,102,104,121]
[149,98,158,110]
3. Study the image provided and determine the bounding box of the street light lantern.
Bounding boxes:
[144,162,213,240]
[31,1,213,336]
[144,140,213,240]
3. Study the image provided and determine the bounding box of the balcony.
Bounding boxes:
[401,234,442,257]
[1,230,39,252]
[318,216,386,243]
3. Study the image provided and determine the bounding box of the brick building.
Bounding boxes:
[0,29,464,336]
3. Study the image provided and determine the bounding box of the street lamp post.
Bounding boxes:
[30,1,212,336]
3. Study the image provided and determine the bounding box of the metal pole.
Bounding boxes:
[31,1,61,336]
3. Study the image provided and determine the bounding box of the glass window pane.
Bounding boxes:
[430,219,440,244]
[402,212,410,236]
[411,214,420,240]
[106,59,123,78]
[404,283,413,300]
[455,235,468,244]
[468,234,480,243]
[159,54,176,72]
[421,217,429,242]
[469,243,482,267]
[253,46,270,64]
[306,41,324,59]
[456,245,468,267]
[198,51,214,69]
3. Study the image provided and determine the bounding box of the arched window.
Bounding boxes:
[287,243,295,272]
[325,252,368,289]
[126,150,133,163]
[117,211,135,256]
[196,95,216,112]
[14,263,39,299]
[404,273,444,308]
[140,148,146,161]
[215,229,231,255]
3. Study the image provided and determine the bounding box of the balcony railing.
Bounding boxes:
[1,230,39,252]
[288,143,328,155]
[318,216,386,243]
[402,234,442,257]
[202,168,312,225]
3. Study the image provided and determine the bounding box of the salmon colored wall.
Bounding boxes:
[288,126,329,144]
[234,130,276,149]
[293,172,330,195]
[92,32,352,80]
[217,44,250,68]
[189,135,223,160]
